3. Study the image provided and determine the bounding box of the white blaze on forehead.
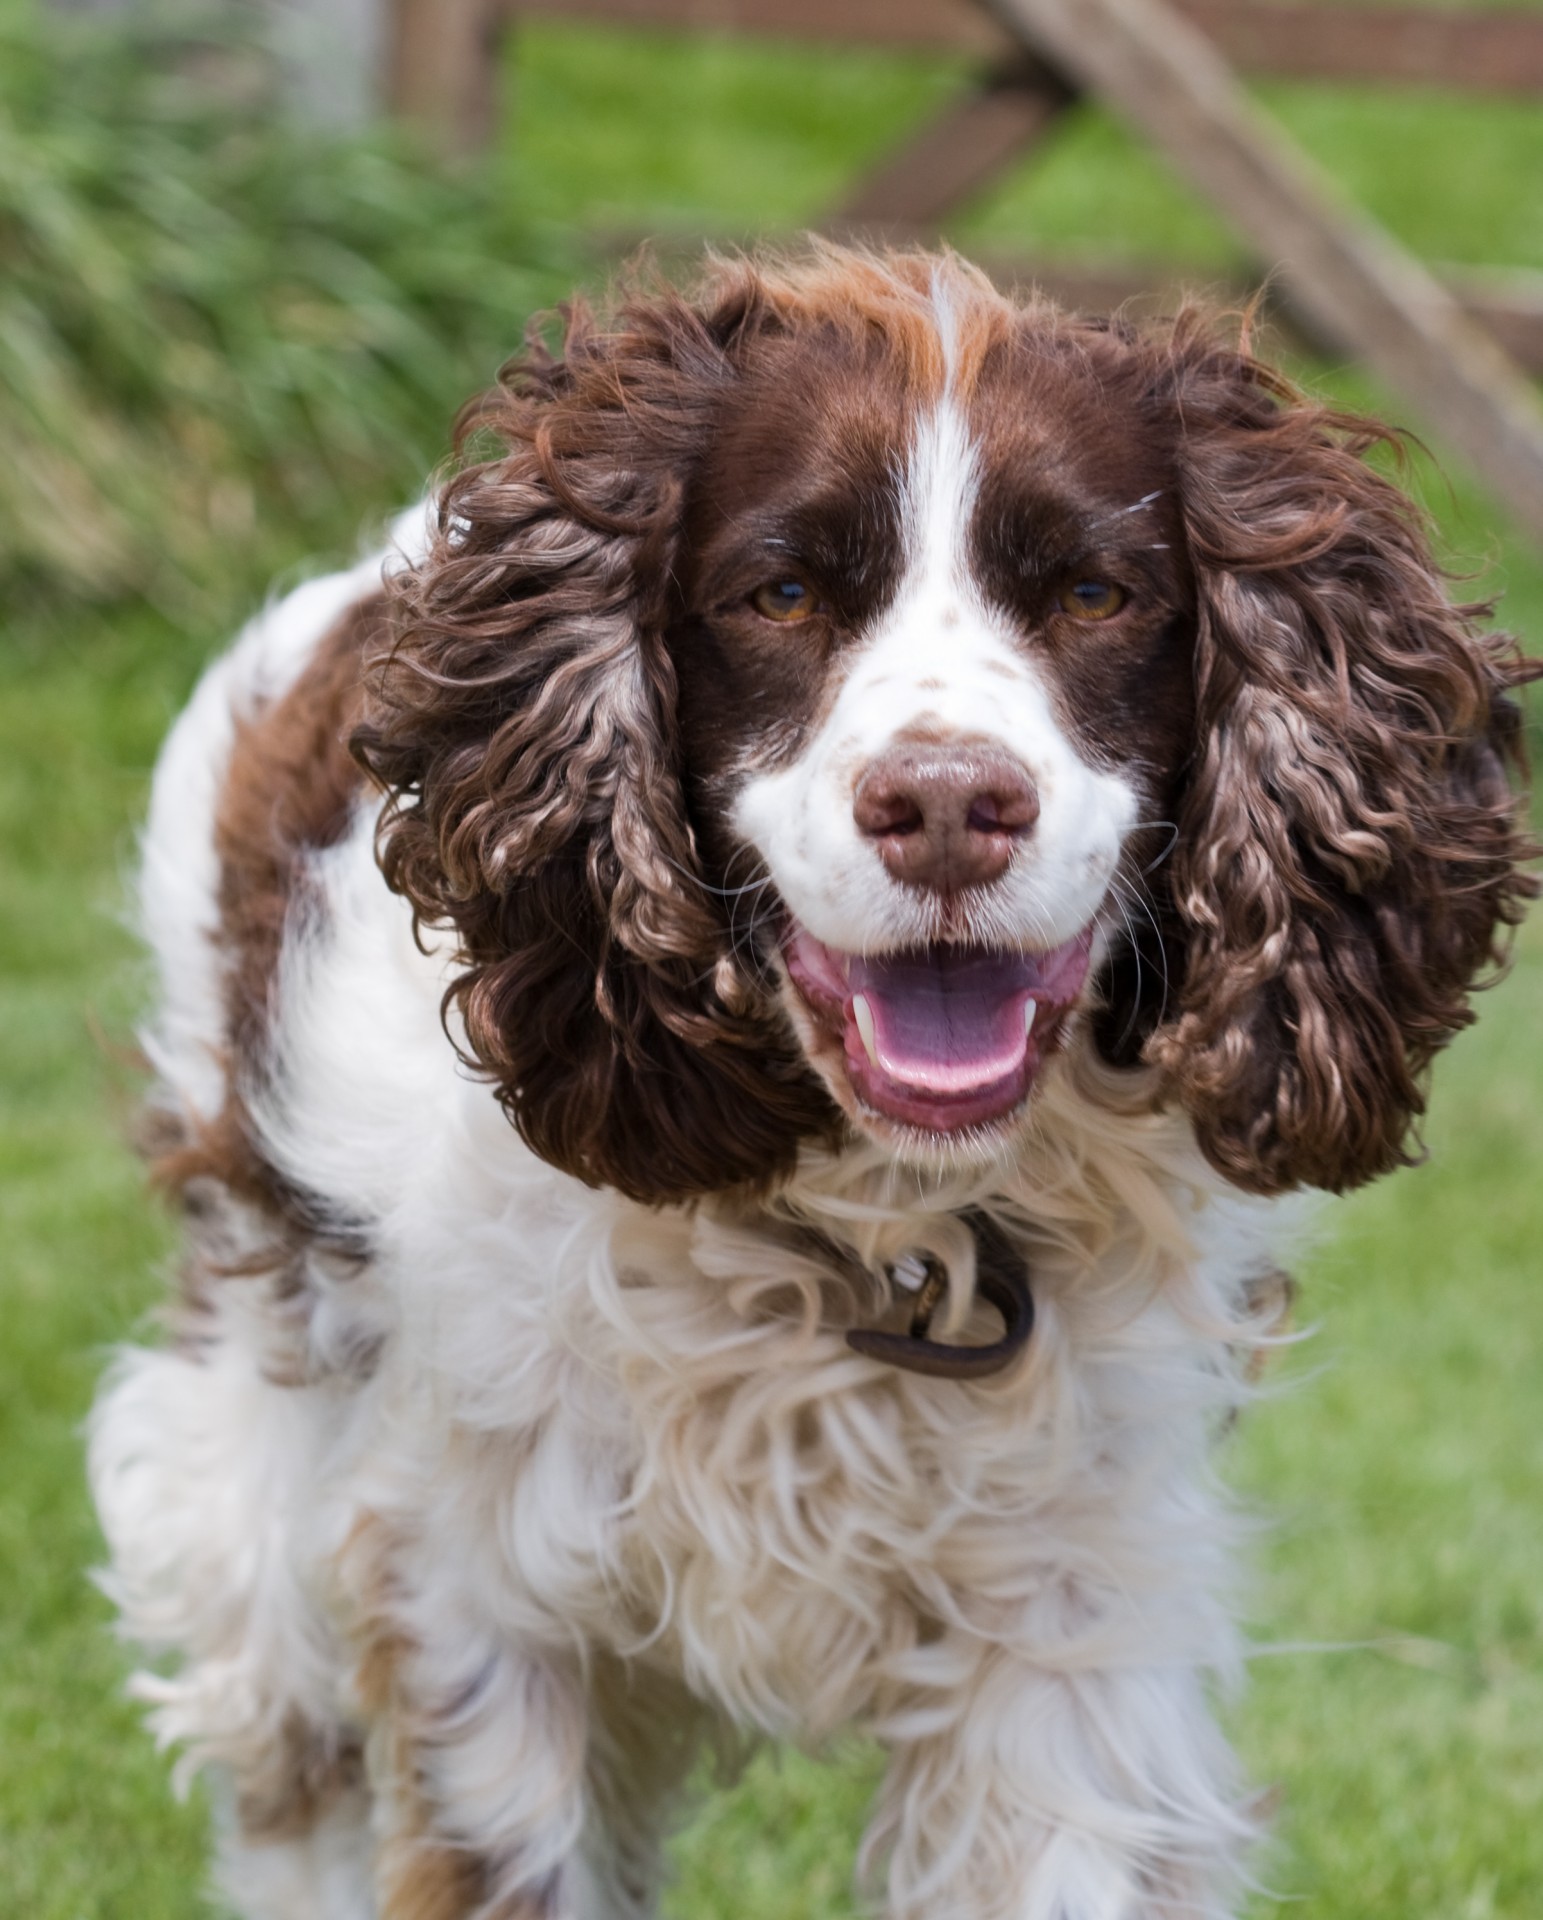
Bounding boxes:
[732,314,1140,958]
[902,396,978,614]
[907,266,977,598]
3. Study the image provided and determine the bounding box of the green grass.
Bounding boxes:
[504,10,1543,277]
[2,6,1542,1916]
[0,609,211,1911]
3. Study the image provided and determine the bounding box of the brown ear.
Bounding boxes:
[1145,332,1537,1194]
[354,293,835,1202]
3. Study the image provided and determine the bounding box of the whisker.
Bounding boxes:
[1107,869,1173,1037]
[1136,822,1180,876]
[656,841,779,906]
[1105,883,1146,1043]
[710,873,780,905]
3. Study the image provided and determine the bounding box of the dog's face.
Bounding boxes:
[667,314,1195,1150]
[361,249,1533,1204]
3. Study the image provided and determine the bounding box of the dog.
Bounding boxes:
[91,245,1535,1920]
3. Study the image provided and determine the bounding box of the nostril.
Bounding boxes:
[967,780,1039,838]
[854,785,925,841]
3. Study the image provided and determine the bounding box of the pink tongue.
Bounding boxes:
[850,949,1039,1095]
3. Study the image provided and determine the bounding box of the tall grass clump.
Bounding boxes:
[0,4,573,625]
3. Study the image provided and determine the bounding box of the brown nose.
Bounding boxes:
[853,741,1039,892]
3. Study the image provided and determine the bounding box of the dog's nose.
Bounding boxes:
[854,741,1039,892]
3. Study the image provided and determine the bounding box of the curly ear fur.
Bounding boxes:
[354,286,838,1203]
[1144,324,1538,1194]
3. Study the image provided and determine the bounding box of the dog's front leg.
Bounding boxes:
[344,1519,592,1920]
[865,1641,1252,1920]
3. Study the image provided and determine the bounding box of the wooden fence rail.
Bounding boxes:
[493,0,1543,91]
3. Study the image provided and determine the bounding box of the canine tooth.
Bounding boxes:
[1024,999,1038,1037]
[852,994,880,1068]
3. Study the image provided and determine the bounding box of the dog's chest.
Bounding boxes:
[493,1225,1207,1739]
[375,1096,1275,1740]
[604,1342,1067,1735]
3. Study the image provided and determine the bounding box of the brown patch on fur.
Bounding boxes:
[147,597,381,1300]
[727,241,1014,398]
[1230,1266,1296,1398]
[966,314,1197,802]
[380,1830,491,1920]
[234,1709,366,1844]
[344,1518,491,1920]
[340,1516,559,1920]
[215,597,381,1084]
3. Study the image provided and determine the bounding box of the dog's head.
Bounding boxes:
[357,247,1535,1203]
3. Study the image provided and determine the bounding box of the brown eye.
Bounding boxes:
[1059,581,1127,622]
[751,578,820,623]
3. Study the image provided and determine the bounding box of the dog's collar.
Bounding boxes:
[846,1210,1034,1382]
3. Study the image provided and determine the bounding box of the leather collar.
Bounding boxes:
[846,1210,1034,1381]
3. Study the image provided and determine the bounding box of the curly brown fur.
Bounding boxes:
[1139,318,1538,1191]
[354,285,844,1204]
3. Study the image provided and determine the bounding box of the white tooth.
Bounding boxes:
[1024,999,1038,1037]
[852,994,880,1069]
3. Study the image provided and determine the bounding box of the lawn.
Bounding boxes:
[1,7,1541,1916]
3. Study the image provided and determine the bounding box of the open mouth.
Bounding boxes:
[784,923,1094,1133]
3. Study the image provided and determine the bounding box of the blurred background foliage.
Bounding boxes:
[0,2,574,619]
[1,0,1540,1915]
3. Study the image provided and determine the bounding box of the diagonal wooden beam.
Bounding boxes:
[833,55,1076,232]
[980,0,1543,540]
[1444,269,1543,384]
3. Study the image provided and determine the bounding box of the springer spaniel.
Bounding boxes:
[92,247,1534,1920]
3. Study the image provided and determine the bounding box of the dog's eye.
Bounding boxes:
[751,579,821,623]
[1058,581,1127,622]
